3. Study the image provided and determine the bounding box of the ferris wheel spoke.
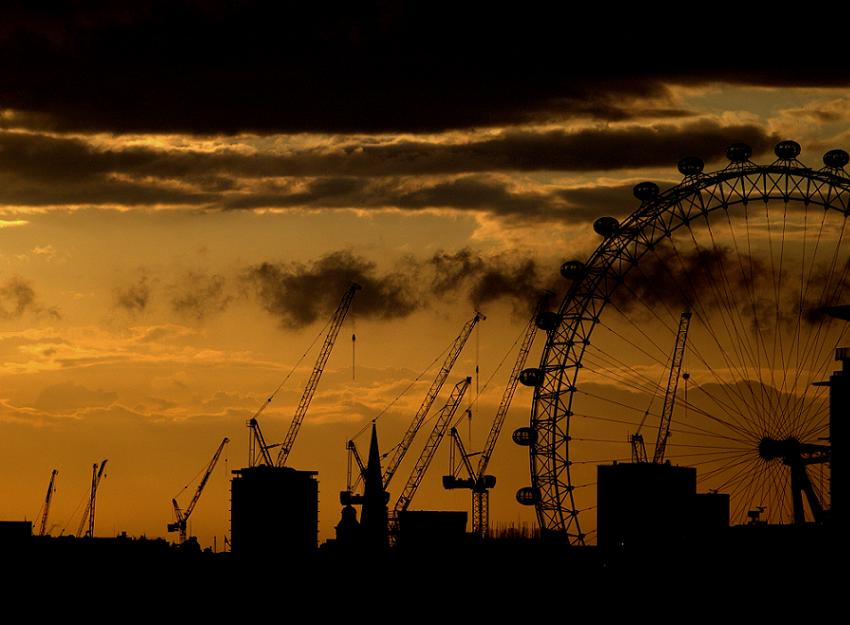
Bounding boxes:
[694,210,771,399]
[789,218,850,396]
[699,454,759,489]
[717,207,773,388]
[665,441,749,451]
[670,228,764,408]
[666,447,752,459]
[712,457,763,496]
[763,196,787,415]
[688,385,761,440]
[792,404,828,441]
[723,461,763,512]
[799,415,830,444]
[581,351,667,396]
[739,201,785,431]
[741,456,776,521]
[600,315,670,365]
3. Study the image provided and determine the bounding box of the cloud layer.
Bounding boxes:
[112,249,563,328]
[0,120,782,221]
[0,3,847,134]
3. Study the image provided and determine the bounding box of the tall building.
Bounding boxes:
[230,465,318,559]
[597,462,728,552]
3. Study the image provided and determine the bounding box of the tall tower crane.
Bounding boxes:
[37,469,58,537]
[76,459,107,538]
[247,418,275,467]
[443,299,545,536]
[653,311,691,463]
[276,283,360,467]
[393,377,472,516]
[168,437,230,544]
[630,310,691,463]
[381,312,483,490]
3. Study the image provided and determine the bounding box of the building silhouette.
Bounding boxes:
[230,465,318,559]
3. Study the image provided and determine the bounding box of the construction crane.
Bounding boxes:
[276,283,360,467]
[37,469,58,537]
[247,418,275,467]
[443,297,544,536]
[630,310,691,464]
[381,312,483,489]
[168,437,230,544]
[444,428,495,535]
[344,438,368,496]
[76,460,107,538]
[393,377,472,516]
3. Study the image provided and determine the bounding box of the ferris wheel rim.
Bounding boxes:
[527,143,850,543]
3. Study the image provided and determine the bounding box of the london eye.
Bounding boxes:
[517,141,847,544]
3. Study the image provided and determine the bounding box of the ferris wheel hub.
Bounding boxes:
[758,436,801,462]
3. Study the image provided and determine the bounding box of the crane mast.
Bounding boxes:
[652,310,691,464]
[393,377,471,515]
[276,283,360,467]
[248,418,276,467]
[168,437,230,544]
[476,300,543,479]
[382,312,483,489]
[443,297,544,537]
[345,439,367,493]
[76,460,107,538]
[37,469,58,537]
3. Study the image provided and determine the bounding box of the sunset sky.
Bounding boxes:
[1,3,848,547]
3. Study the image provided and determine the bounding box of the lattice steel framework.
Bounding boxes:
[526,142,849,543]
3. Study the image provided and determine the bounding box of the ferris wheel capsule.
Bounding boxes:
[677,156,704,176]
[633,181,660,201]
[512,426,536,446]
[726,143,752,162]
[515,486,539,505]
[593,216,620,238]
[823,149,849,169]
[561,260,585,280]
[519,368,544,387]
[774,140,801,160]
[535,311,561,331]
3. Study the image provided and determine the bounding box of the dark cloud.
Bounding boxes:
[429,249,559,315]
[2,120,778,183]
[0,120,782,221]
[613,245,766,315]
[0,3,845,134]
[0,277,36,317]
[0,132,213,206]
[555,183,650,221]
[244,248,560,328]
[0,276,59,319]
[243,251,420,328]
[610,241,845,331]
[0,120,775,217]
[114,277,150,313]
[135,120,780,177]
[170,272,231,320]
[802,259,850,324]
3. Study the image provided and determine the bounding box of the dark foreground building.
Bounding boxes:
[230,465,318,559]
[597,462,729,553]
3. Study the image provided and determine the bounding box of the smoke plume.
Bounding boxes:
[244,249,559,328]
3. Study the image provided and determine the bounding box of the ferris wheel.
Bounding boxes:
[516,141,848,545]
